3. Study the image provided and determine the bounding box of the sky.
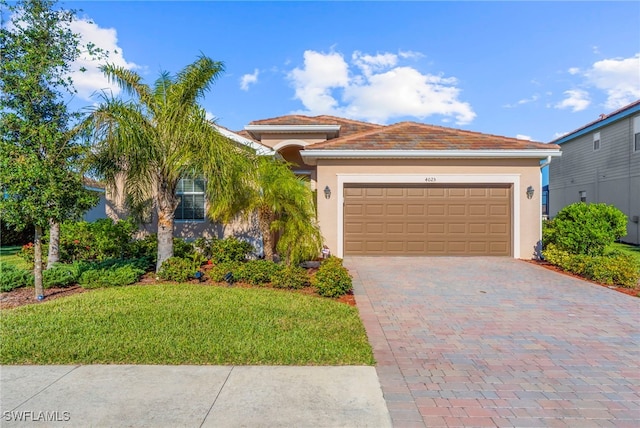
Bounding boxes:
[7,1,640,144]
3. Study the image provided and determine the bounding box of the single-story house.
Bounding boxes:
[107,115,562,259]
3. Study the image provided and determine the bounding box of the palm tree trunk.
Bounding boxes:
[156,187,176,272]
[258,207,274,261]
[46,219,60,269]
[34,225,44,299]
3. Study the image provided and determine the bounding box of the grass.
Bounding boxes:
[0,245,30,270]
[611,242,640,267]
[0,284,374,366]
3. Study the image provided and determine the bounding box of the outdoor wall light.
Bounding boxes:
[526,186,535,200]
[324,185,331,199]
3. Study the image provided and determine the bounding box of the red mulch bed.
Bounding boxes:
[525,259,640,298]
[1,267,358,309]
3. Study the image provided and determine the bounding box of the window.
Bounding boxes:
[634,116,640,152]
[175,178,205,221]
[579,190,587,203]
[593,132,600,151]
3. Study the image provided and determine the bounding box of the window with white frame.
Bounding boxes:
[634,116,640,152]
[175,178,205,221]
[593,132,600,151]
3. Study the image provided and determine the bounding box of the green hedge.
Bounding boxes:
[312,257,352,297]
[543,244,639,288]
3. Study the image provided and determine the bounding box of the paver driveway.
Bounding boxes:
[346,257,640,428]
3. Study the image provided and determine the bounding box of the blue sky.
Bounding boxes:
[17,1,640,142]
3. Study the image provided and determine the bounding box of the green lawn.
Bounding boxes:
[0,284,374,366]
[0,245,30,270]
[611,242,640,267]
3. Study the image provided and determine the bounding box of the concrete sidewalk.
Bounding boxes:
[1,365,391,427]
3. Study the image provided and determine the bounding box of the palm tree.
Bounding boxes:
[89,55,251,272]
[209,156,322,264]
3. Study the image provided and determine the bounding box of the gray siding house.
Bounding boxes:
[548,100,640,244]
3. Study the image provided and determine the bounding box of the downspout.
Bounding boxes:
[537,156,553,259]
[539,155,552,169]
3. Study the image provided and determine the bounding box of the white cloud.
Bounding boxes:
[516,134,532,141]
[288,50,349,113]
[398,50,424,60]
[585,53,640,109]
[504,94,539,108]
[555,89,591,112]
[288,49,475,125]
[240,69,259,91]
[568,67,580,75]
[68,18,139,101]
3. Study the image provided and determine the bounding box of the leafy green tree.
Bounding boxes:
[88,56,252,272]
[0,0,99,298]
[212,156,322,264]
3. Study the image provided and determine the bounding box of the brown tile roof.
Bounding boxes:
[248,115,382,137]
[306,121,559,151]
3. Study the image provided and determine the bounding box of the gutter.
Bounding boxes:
[539,155,552,169]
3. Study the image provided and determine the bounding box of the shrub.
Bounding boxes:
[173,238,195,258]
[543,243,640,288]
[43,263,85,289]
[129,234,158,262]
[546,203,627,256]
[208,262,241,283]
[78,265,144,289]
[158,257,198,282]
[236,260,283,285]
[57,219,137,262]
[209,237,253,264]
[271,265,309,289]
[312,257,352,298]
[0,264,33,292]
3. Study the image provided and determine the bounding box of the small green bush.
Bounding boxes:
[543,243,640,288]
[208,262,241,283]
[43,263,85,289]
[78,265,144,289]
[271,265,309,289]
[158,257,197,282]
[546,203,627,256]
[0,264,33,292]
[129,234,158,262]
[58,218,137,262]
[209,237,253,264]
[312,257,352,298]
[173,238,195,258]
[236,260,283,285]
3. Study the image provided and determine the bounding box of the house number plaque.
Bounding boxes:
[424,177,437,182]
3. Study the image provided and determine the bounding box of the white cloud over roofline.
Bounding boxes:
[555,89,591,112]
[585,53,640,110]
[287,49,476,125]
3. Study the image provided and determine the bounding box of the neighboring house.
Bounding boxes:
[548,100,640,245]
[106,115,561,259]
[82,177,107,222]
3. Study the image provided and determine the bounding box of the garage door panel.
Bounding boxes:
[344,184,512,256]
[386,204,405,215]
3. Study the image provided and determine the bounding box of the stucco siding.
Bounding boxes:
[315,158,543,259]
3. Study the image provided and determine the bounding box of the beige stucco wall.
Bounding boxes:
[106,176,262,253]
[314,158,543,259]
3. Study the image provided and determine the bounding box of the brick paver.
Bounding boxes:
[347,257,640,427]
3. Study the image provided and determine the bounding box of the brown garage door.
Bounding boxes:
[344,184,512,256]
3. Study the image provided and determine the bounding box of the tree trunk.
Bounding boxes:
[258,207,274,261]
[156,186,176,273]
[34,225,44,299]
[46,219,60,269]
